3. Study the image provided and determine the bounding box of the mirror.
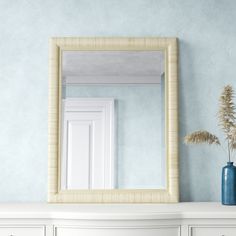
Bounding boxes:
[61,50,165,190]
[48,38,179,203]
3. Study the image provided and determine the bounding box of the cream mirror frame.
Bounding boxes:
[48,37,179,203]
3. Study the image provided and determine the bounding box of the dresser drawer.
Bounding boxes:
[0,226,45,236]
[191,226,236,236]
[55,226,180,236]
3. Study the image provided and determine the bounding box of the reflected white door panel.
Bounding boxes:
[61,98,114,190]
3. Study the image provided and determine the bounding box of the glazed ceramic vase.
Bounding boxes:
[222,162,236,205]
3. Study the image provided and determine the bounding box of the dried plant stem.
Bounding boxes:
[228,139,231,162]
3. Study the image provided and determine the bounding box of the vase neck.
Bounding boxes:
[227,162,234,165]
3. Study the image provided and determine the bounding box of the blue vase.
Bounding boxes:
[222,162,236,205]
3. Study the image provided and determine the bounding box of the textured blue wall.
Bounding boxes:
[0,0,236,202]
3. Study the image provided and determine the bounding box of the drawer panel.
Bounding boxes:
[191,226,236,236]
[55,226,180,236]
[0,226,45,236]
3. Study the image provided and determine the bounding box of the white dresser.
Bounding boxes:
[0,203,236,236]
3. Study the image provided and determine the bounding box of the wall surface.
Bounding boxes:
[0,0,236,202]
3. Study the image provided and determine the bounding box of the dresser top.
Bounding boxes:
[0,202,235,220]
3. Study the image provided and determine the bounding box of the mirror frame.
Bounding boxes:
[48,37,179,203]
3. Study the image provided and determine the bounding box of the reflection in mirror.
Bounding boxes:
[60,50,165,190]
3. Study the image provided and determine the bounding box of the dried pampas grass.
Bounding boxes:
[229,126,236,150]
[184,131,220,145]
[218,85,236,136]
[184,85,236,162]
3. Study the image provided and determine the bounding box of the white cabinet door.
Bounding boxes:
[191,226,236,236]
[0,226,45,236]
[55,226,180,236]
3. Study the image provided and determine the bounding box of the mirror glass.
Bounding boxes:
[60,50,165,190]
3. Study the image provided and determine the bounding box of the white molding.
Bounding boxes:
[0,203,235,220]
[0,225,46,236]
[54,225,180,236]
[189,225,236,236]
[64,75,162,85]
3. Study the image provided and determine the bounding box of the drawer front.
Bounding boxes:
[0,226,45,236]
[55,226,180,236]
[191,226,236,236]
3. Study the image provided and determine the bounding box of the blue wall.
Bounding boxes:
[0,0,236,202]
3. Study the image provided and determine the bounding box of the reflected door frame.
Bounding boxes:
[61,98,115,190]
